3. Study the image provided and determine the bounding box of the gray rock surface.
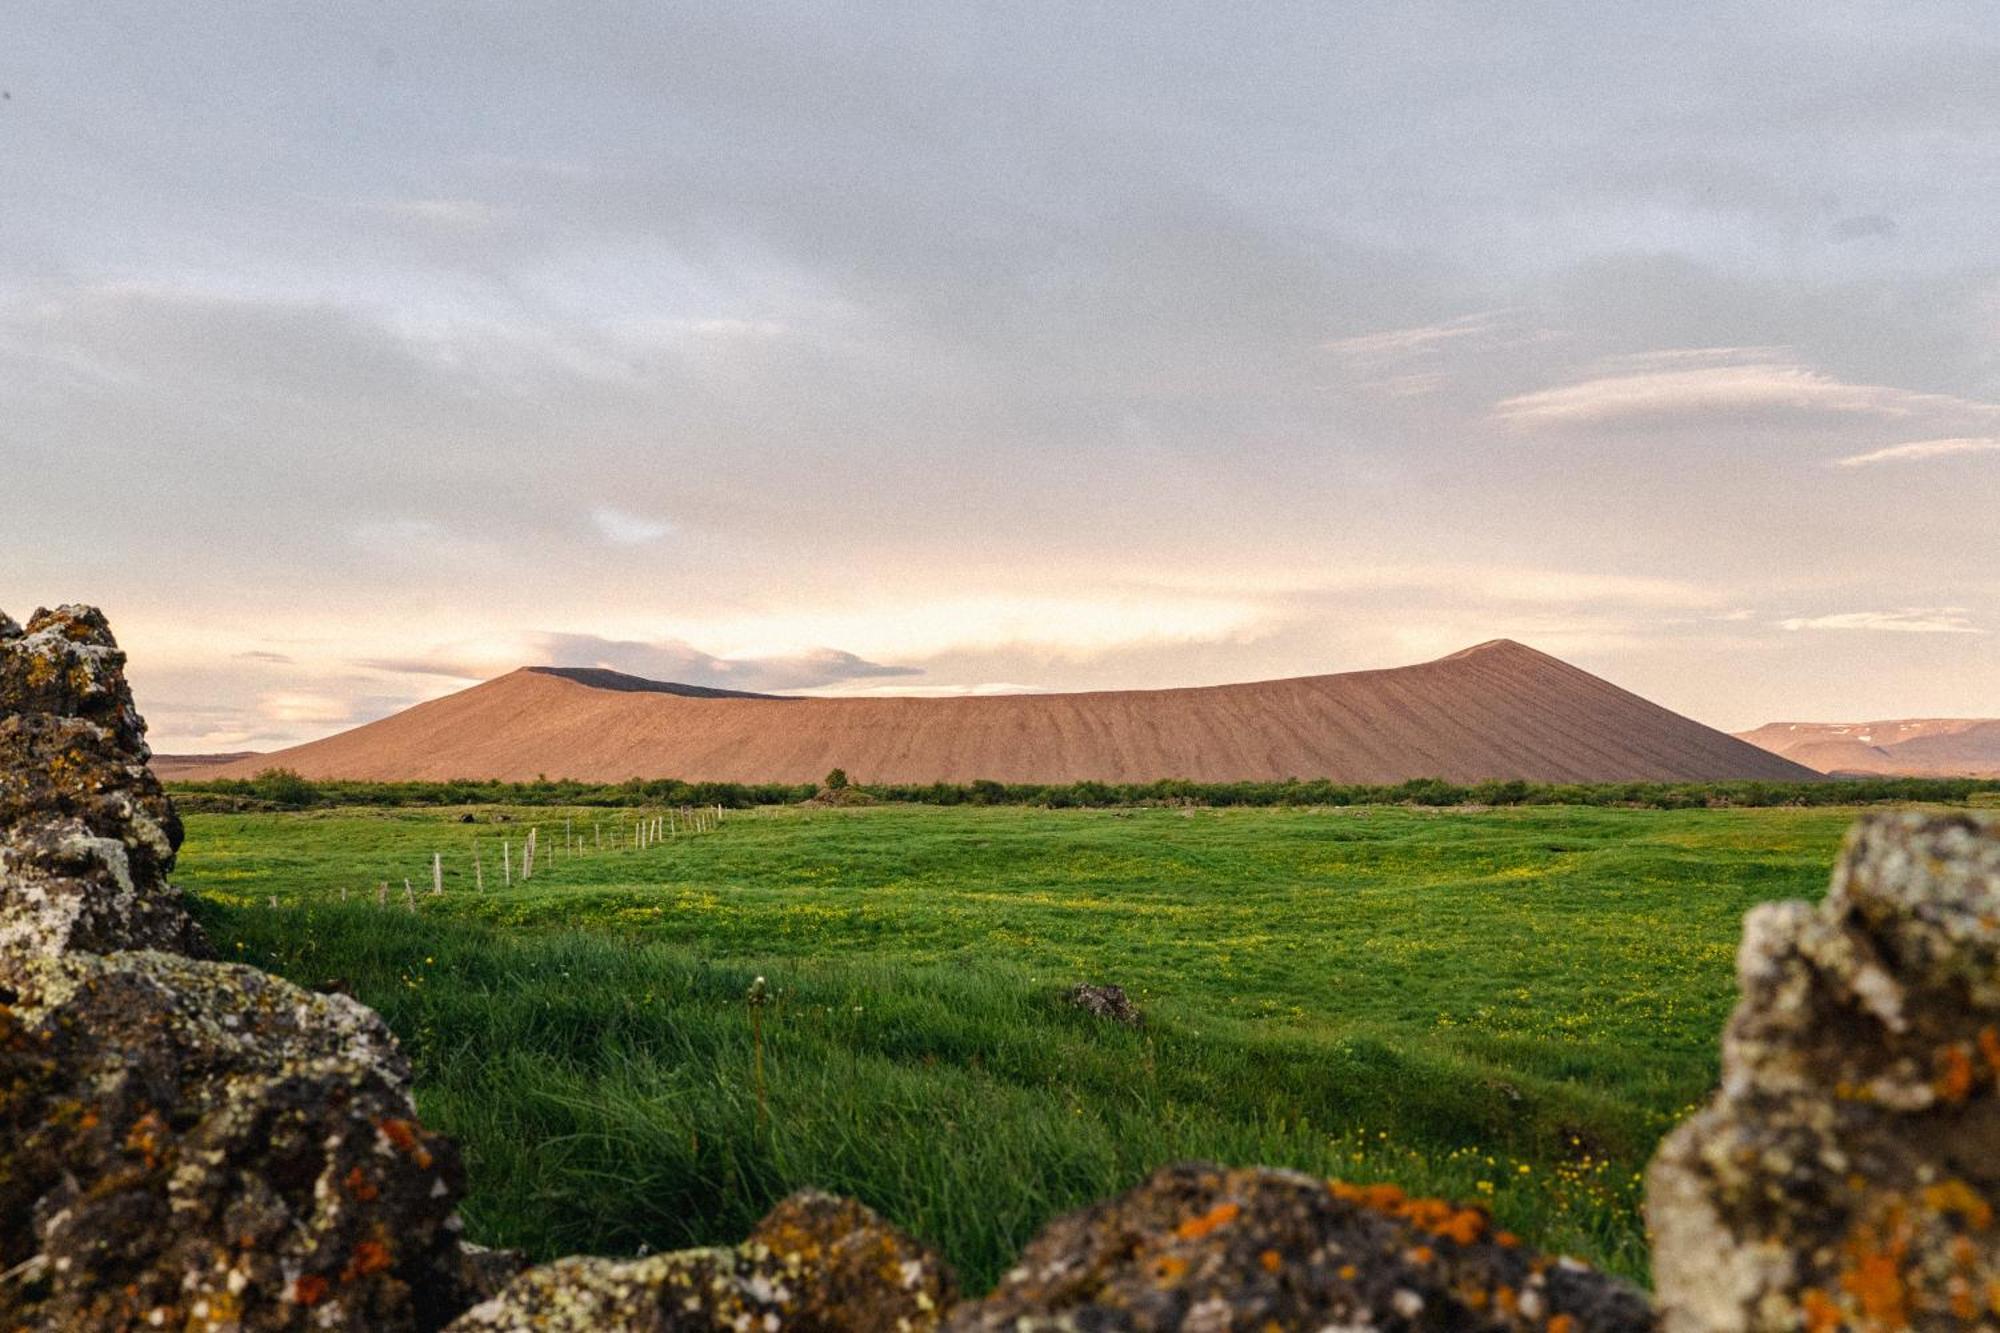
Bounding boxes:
[1648,810,2000,1332]
[1068,980,1144,1027]
[0,948,474,1330]
[948,1161,1656,1332]
[445,1190,956,1332]
[0,604,206,971]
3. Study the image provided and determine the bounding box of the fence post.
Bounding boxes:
[403,878,416,911]
[432,851,443,895]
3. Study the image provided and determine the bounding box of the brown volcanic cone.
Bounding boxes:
[211,640,1818,785]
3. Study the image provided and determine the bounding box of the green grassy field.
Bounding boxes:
[177,801,1872,1290]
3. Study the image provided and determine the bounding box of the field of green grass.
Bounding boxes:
[177,801,1875,1290]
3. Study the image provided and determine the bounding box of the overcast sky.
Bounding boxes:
[4,3,1995,750]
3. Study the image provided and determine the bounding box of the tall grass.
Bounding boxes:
[178,802,1916,1290]
[207,901,1661,1289]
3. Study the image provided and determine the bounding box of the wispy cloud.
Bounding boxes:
[1496,354,2000,429]
[1320,311,1515,361]
[1832,437,2000,467]
[1779,608,1982,634]
[365,631,919,692]
[590,507,675,545]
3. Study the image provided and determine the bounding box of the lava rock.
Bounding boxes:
[0,949,471,1331]
[445,1190,956,1332]
[0,604,206,970]
[948,1161,1655,1332]
[1068,981,1144,1027]
[1648,810,2000,1333]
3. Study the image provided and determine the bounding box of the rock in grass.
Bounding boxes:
[0,604,206,971]
[1648,810,2000,1333]
[0,948,473,1331]
[445,1190,956,1332]
[1067,980,1143,1026]
[947,1161,1654,1332]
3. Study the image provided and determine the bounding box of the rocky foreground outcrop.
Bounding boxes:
[0,605,206,970]
[8,602,2000,1330]
[0,950,475,1330]
[0,607,491,1331]
[1649,810,2000,1332]
[950,1163,1654,1332]
[446,1190,957,1332]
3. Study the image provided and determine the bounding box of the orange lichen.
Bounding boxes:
[1840,1246,1908,1326]
[377,1116,434,1169]
[1495,1231,1520,1248]
[291,1274,329,1307]
[1935,1045,1976,1104]
[1437,1208,1486,1246]
[1922,1179,1994,1230]
[343,1166,380,1202]
[1548,1315,1577,1333]
[1800,1287,1841,1333]
[1258,1249,1282,1273]
[1978,1026,2000,1081]
[1175,1201,1241,1241]
[1408,1245,1435,1265]
[342,1239,393,1281]
[1337,1264,1358,1281]
[1327,1179,1489,1246]
[123,1110,165,1170]
[1154,1255,1188,1281]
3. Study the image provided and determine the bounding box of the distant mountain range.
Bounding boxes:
[1734,719,2000,778]
[166,639,1817,786]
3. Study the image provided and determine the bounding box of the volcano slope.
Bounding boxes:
[1736,718,2000,778]
[212,640,1817,785]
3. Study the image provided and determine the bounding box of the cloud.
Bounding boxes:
[1830,214,1897,242]
[1779,609,1982,634]
[1832,437,2000,467]
[256,690,357,724]
[590,507,675,545]
[367,632,920,692]
[1495,355,2000,429]
[234,650,294,664]
[1320,312,1516,362]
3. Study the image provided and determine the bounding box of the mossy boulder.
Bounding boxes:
[445,1189,955,1332]
[0,604,205,970]
[1648,811,2000,1332]
[0,949,475,1331]
[948,1161,1654,1332]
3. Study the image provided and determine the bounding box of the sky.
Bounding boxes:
[3,3,1995,751]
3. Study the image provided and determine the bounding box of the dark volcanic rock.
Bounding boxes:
[948,1162,1655,1332]
[445,1189,956,1332]
[1068,981,1144,1027]
[0,949,471,1331]
[1648,810,2000,1332]
[0,604,206,969]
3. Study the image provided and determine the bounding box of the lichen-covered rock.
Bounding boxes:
[0,604,206,969]
[948,1162,1655,1332]
[1648,810,2000,1333]
[1068,981,1144,1027]
[444,1189,956,1332]
[0,949,471,1331]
